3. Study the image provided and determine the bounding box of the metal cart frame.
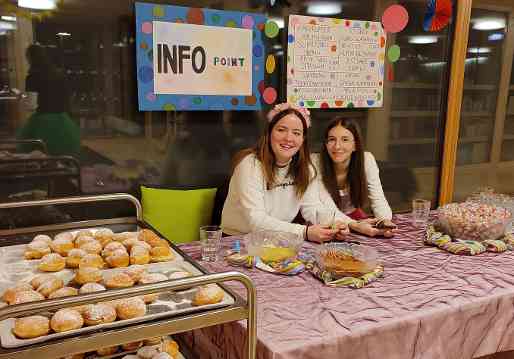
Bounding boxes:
[0,194,257,359]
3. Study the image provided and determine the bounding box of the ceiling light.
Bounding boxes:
[0,31,7,36]
[408,35,438,44]
[472,18,505,31]
[1,16,16,22]
[468,47,491,54]
[18,0,56,10]
[465,56,488,65]
[0,21,16,31]
[306,1,342,15]
[422,61,446,68]
[56,32,71,36]
[488,33,504,41]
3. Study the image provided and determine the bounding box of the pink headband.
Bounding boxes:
[266,102,311,128]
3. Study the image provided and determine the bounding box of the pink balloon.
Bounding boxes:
[382,5,409,33]
[262,87,277,105]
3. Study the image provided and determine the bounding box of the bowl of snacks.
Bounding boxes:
[243,230,303,263]
[315,242,379,278]
[437,202,512,242]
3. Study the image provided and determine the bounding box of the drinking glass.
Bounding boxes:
[411,199,431,228]
[199,225,222,262]
[316,209,335,228]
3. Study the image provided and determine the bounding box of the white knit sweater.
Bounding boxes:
[221,154,349,237]
[312,152,393,220]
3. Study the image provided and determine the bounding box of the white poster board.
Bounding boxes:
[153,21,253,96]
[287,15,386,109]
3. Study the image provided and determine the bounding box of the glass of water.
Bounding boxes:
[199,225,222,262]
[316,209,336,228]
[412,199,431,228]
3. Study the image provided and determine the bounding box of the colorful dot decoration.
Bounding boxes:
[187,8,204,25]
[141,22,152,34]
[265,55,276,74]
[382,4,409,33]
[136,3,266,111]
[387,45,401,63]
[264,21,280,38]
[262,87,277,105]
[288,34,295,43]
[153,6,165,18]
[242,15,255,29]
[423,0,452,32]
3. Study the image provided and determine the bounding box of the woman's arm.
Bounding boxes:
[365,152,393,220]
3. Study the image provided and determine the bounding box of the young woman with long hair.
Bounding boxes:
[316,117,396,237]
[221,103,348,242]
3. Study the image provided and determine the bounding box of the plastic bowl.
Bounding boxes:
[437,202,512,242]
[315,242,379,278]
[243,230,303,262]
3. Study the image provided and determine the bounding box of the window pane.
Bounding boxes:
[0,0,453,219]
[453,7,513,201]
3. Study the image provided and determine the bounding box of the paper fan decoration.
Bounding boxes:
[423,0,453,32]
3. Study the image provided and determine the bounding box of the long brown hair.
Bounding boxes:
[233,108,314,197]
[320,117,368,209]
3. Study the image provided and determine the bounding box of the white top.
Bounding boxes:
[312,152,393,220]
[221,154,349,237]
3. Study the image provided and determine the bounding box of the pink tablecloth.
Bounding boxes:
[178,214,514,359]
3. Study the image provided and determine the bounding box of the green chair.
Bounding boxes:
[141,185,217,244]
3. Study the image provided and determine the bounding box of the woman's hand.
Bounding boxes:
[333,221,350,241]
[307,225,338,243]
[349,221,395,238]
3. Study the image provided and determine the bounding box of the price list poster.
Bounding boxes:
[286,15,386,109]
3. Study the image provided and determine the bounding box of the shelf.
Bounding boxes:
[392,82,439,89]
[459,136,489,143]
[463,84,497,91]
[461,112,494,117]
[503,134,514,140]
[391,111,439,117]
[389,138,436,145]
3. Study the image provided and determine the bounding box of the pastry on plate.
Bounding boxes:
[138,229,169,248]
[192,284,224,306]
[113,232,138,243]
[13,315,50,339]
[32,234,52,245]
[130,245,150,265]
[82,303,116,326]
[2,283,33,304]
[36,277,64,297]
[78,240,102,255]
[136,346,159,359]
[79,283,106,294]
[78,253,105,269]
[143,336,162,346]
[74,267,102,285]
[94,228,114,247]
[168,271,192,280]
[50,236,74,257]
[50,308,84,332]
[154,353,172,359]
[115,297,146,320]
[48,286,78,299]
[150,246,174,262]
[74,235,96,249]
[24,241,51,260]
[96,346,119,356]
[104,272,134,289]
[161,339,180,357]
[38,253,66,272]
[101,242,126,257]
[124,265,146,282]
[105,249,129,268]
[66,248,87,268]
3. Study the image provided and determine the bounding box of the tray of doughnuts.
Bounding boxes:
[0,261,234,348]
[16,228,182,273]
[59,336,185,359]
